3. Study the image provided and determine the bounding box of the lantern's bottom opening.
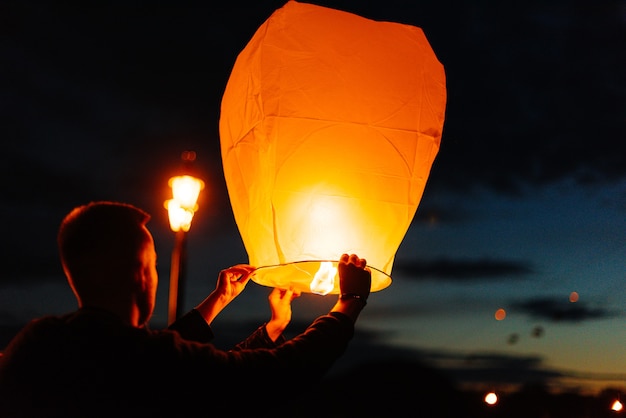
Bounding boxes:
[249,260,391,295]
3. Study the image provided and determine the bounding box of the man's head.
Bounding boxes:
[58,201,158,326]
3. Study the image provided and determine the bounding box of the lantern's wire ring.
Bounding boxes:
[250,260,388,278]
[249,260,392,294]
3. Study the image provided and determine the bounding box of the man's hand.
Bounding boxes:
[338,253,371,301]
[331,253,371,323]
[195,264,255,326]
[266,287,300,342]
[215,264,255,303]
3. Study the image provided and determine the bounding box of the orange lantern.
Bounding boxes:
[219,0,446,294]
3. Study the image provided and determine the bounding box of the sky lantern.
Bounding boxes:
[219,1,446,294]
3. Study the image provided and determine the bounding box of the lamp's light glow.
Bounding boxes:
[165,200,194,232]
[169,175,205,210]
[309,261,337,295]
[165,174,204,232]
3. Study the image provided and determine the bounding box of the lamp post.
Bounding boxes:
[165,152,204,325]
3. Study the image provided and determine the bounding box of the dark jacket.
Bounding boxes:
[0,307,353,418]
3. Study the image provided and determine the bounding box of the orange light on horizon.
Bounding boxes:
[485,391,498,405]
[495,308,507,320]
[612,399,623,412]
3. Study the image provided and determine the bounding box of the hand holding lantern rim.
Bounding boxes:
[331,253,371,323]
[266,287,301,341]
[194,264,302,342]
[338,253,371,301]
[195,264,254,326]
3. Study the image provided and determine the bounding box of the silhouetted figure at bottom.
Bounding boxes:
[0,201,372,418]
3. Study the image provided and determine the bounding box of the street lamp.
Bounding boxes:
[165,153,204,325]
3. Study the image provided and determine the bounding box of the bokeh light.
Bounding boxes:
[485,391,498,405]
[495,308,506,320]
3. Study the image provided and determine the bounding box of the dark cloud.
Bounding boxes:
[432,349,626,388]
[438,351,564,387]
[511,296,618,322]
[220,316,567,390]
[393,257,533,281]
[327,329,573,390]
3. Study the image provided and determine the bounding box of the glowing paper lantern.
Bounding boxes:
[219,0,446,294]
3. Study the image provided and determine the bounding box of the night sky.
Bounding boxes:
[2,0,625,397]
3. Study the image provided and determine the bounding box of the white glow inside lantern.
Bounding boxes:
[309,261,337,295]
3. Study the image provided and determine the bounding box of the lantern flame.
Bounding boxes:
[309,261,337,295]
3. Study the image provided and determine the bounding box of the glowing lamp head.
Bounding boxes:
[169,175,204,210]
[165,199,194,232]
[165,175,205,232]
[219,1,446,294]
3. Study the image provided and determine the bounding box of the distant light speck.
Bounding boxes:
[484,391,498,405]
[495,308,506,320]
